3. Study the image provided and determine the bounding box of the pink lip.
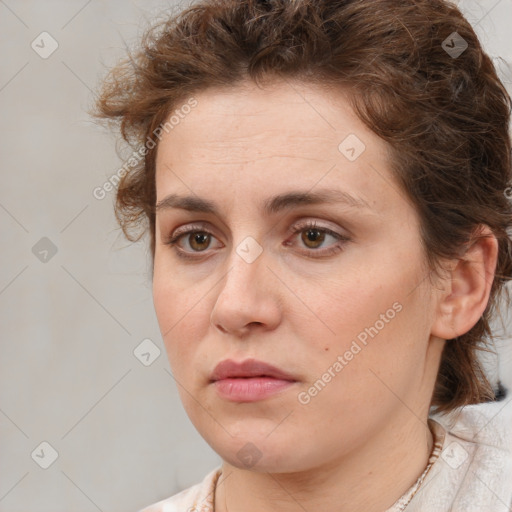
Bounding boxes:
[210,359,297,402]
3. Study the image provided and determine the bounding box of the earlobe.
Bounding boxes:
[430,226,498,341]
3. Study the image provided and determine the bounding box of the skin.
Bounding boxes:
[152,79,498,512]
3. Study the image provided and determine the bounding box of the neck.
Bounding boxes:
[215,412,434,512]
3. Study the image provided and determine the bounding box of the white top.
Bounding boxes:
[139,400,512,512]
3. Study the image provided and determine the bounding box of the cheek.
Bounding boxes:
[323,239,427,331]
[312,277,397,345]
[152,257,201,331]
[152,272,216,382]
[296,303,427,432]
[313,258,429,373]
[153,275,193,364]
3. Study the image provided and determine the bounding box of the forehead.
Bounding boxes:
[154,80,401,216]
[157,79,385,163]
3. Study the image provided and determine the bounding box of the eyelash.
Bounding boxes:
[163,221,350,261]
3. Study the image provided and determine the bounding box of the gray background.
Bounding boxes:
[1,1,511,511]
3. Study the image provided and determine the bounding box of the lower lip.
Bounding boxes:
[213,377,296,402]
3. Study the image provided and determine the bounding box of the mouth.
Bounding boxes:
[210,358,297,382]
[210,358,298,402]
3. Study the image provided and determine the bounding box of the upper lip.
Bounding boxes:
[210,358,297,382]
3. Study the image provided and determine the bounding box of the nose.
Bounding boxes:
[210,246,282,337]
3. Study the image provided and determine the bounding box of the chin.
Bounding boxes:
[207,432,314,474]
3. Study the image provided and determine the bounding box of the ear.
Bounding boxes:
[430,225,498,340]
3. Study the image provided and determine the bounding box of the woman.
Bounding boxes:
[93,0,512,510]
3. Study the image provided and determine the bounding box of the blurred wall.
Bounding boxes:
[1,1,511,510]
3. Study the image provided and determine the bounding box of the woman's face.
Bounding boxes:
[152,80,444,472]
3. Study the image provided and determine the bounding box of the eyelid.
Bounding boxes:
[288,218,349,238]
[169,217,349,239]
[164,222,224,251]
[171,222,215,239]
[164,218,351,260]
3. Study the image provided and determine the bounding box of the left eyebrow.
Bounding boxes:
[155,188,377,216]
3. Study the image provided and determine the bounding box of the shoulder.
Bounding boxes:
[408,399,512,511]
[138,467,222,512]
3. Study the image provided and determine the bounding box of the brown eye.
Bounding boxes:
[187,232,211,252]
[301,228,326,249]
[163,225,222,260]
[164,221,350,261]
[287,221,351,258]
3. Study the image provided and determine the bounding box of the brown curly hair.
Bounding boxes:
[92,0,512,414]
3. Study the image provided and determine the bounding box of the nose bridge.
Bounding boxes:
[221,196,267,277]
[211,192,276,305]
[222,232,266,293]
